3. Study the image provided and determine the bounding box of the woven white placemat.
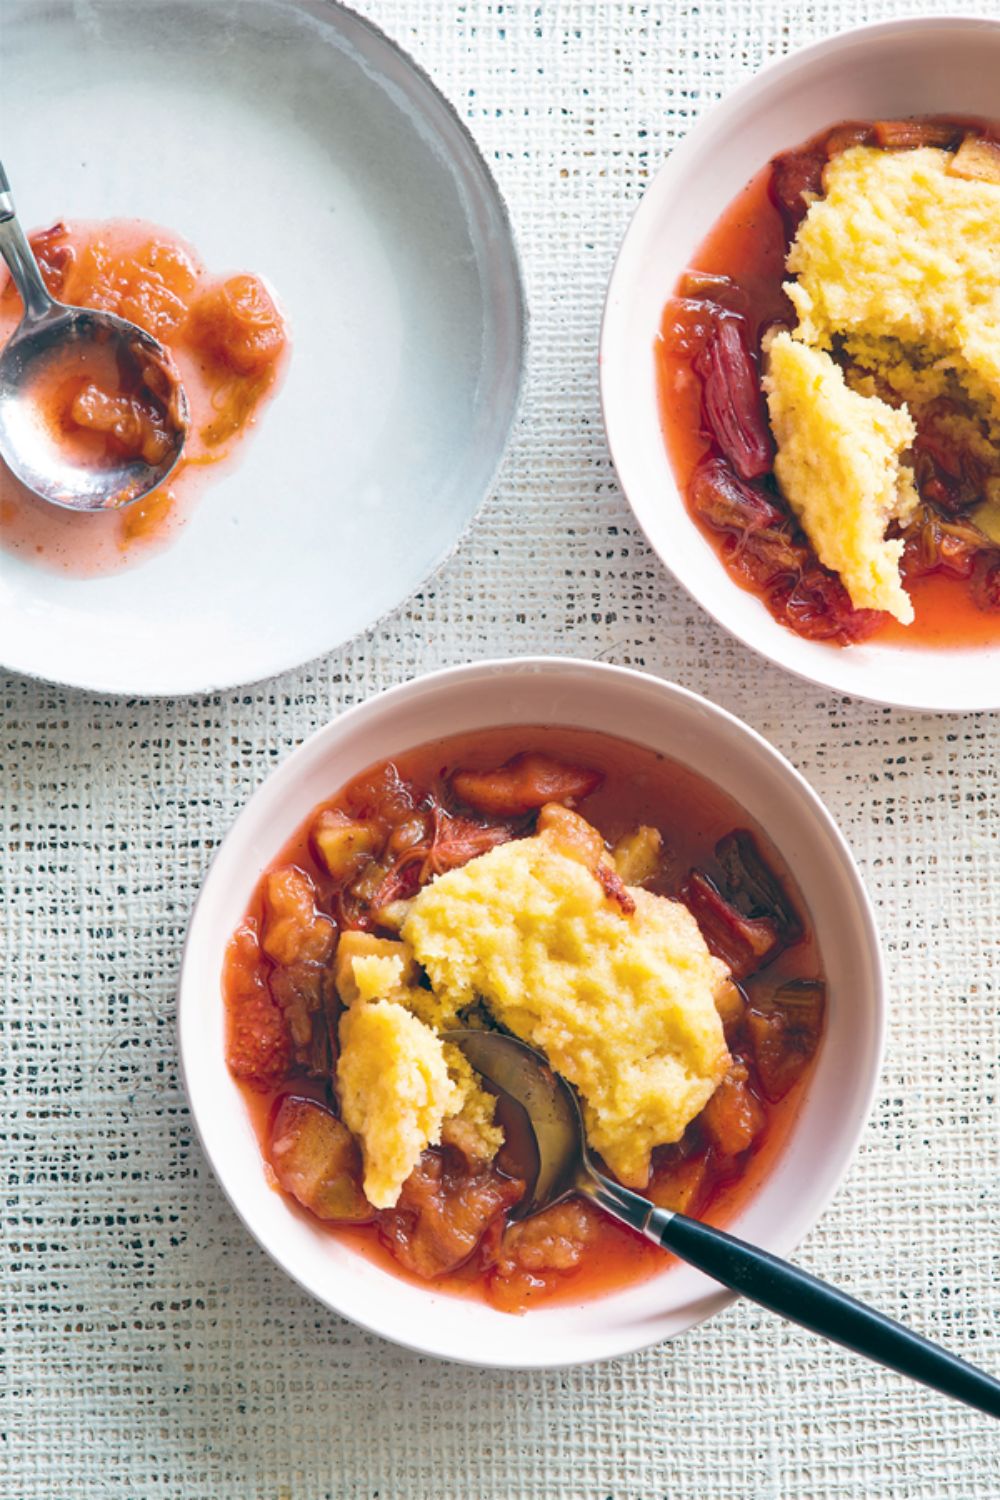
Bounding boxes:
[3,1,999,1495]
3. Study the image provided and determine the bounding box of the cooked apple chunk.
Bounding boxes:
[312,808,382,883]
[612,825,663,884]
[948,135,1000,185]
[269,1096,372,1222]
[333,931,419,1006]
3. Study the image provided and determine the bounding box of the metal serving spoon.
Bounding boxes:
[0,160,188,511]
[446,1028,1000,1418]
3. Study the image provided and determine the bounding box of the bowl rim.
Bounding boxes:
[177,655,887,1367]
[599,14,1000,713]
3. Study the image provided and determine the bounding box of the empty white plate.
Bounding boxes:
[0,0,525,695]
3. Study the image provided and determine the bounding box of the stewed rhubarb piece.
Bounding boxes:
[716,829,802,942]
[688,457,885,644]
[900,505,991,582]
[746,979,825,1102]
[872,118,961,150]
[682,869,783,980]
[689,456,786,537]
[948,135,1000,184]
[694,313,773,480]
[685,830,805,979]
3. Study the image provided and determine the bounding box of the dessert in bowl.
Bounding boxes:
[179,659,883,1366]
[601,17,1000,709]
[0,218,288,569]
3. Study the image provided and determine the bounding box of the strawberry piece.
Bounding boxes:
[451,753,602,817]
[488,1200,599,1311]
[225,923,291,1089]
[973,553,1000,613]
[261,866,336,966]
[187,273,285,375]
[378,1148,524,1280]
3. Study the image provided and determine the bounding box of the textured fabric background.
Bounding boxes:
[3,1,999,1495]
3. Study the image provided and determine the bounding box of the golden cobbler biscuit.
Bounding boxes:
[764,331,919,622]
[785,145,1000,436]
[349,953,414,1006]
[335,956,502,1208]
[337,999,462,1209]
[403,834,731,1188]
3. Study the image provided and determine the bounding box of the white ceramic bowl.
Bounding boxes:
[0,0,525,695]
[601,17,1000,712]
[179,657,884,1367]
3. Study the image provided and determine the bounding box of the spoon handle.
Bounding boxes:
[654,1209,1000,1419]
[0,159,57,320]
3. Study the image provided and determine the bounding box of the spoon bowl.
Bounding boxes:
[443,1028,583,1219]
[0,304,189,511]
[447,1026,1000,1418]
[0,160,188,512]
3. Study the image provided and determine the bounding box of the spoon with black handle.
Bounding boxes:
[446,1028,1000,1419]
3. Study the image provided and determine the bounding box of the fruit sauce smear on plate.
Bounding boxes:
[0,219,288,574]
[656,117,1000,649]
[223,727,826,1313]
